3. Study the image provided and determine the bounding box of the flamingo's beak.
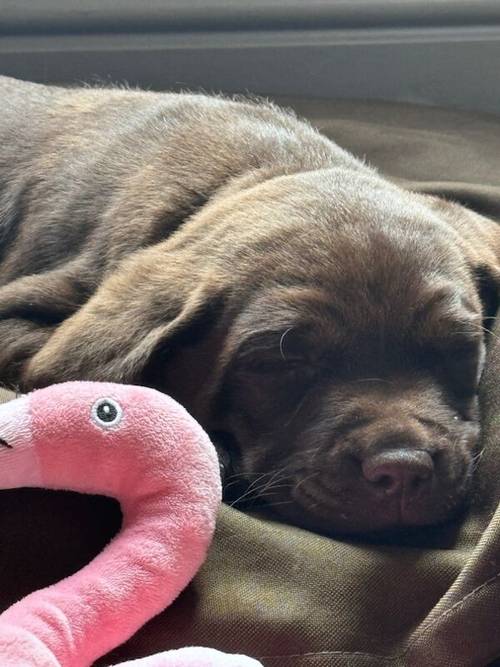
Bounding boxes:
[0,395,28,452]
[0,395,41,489]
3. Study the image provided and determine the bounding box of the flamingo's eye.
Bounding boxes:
[91,398,123,428]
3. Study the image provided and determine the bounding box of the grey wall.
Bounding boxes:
[1,1,500,115]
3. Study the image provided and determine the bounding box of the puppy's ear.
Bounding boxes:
[436,194,500,331]
[404,181,500,329]
[104,282,227,383]
[22,246,229,400]
[472,265,500,329]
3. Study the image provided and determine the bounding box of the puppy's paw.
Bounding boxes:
[0,320,54,391]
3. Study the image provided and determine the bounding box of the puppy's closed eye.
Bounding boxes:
[236,328,314,373]
[420,334,484,404]
[229,333,321,426]
[447,341,485,396]
[237,349,318,386]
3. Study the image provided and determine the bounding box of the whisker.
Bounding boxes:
[260,483,295,496]
[471,447,486,468]
[290,445,323,461]
[223,478,251,492]
[229,466,291,506]
[253,467,292,497]
[294,471,319,493]
[243,470,276,494]
[283,381,318,427]
[260,499,295,508]
[228,472,271,504]
[224,471,278,481]
[279,326,294,361]
[462,321,500,345]
[348,377,396,387]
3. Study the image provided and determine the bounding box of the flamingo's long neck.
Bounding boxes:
[0,492,210,667]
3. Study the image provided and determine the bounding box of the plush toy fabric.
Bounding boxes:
[0,382,262,667]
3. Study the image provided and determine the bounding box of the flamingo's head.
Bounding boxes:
[0,382,221,509]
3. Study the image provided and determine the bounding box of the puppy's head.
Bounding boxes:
[24,168,500,535]
[207,170,499,534]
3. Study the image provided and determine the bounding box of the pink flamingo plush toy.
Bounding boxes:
[0,382,262,667]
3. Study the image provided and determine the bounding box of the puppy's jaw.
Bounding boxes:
[226,400,479,534]
[289,422,478,535]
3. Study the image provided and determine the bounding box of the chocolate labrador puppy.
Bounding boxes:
[0,75,499,535]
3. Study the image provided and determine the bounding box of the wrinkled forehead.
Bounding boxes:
[239,193,473,297]
[224,185,483,354]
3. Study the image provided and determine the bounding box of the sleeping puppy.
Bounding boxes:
[0,75,499,535]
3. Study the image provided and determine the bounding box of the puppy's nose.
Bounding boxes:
[361,449,434,496]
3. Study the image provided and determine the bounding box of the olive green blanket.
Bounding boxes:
[1,99,500,667]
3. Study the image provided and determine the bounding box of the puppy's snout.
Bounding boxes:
[362,449,434,497]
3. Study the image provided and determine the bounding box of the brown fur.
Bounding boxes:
[1,76,499,534]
